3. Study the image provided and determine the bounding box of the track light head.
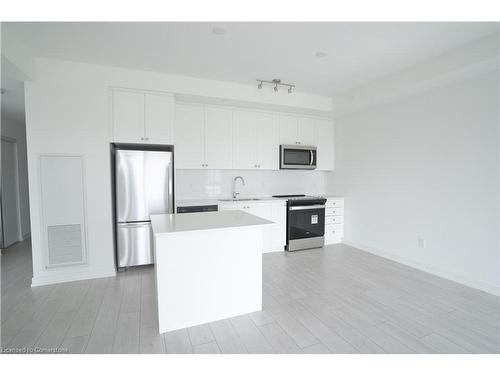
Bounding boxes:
[257,79,295,93]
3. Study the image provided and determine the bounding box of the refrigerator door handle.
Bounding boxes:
[117,221,151,227]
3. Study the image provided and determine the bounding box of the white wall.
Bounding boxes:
[24,58,333,286]
[328,71,499,295]
[1,115,30,239]
[176,169,327,200]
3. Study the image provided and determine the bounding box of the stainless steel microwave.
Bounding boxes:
[280,145,317,170]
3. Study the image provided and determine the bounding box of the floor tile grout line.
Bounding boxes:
[31,284,75,349]
[4,282,58,347]
[110,272,135,353]
[295,294,386,353]
[77,278,111,353]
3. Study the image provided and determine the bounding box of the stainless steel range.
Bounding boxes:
[272,194,327,251]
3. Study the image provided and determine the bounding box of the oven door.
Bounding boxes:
[280,145,317,169]
[287,205,325,251]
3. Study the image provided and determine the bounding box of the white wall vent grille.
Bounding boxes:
[40,154,88,269]
[47,224,84,266]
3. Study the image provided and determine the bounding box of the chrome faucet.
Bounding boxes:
[232,176,246,199]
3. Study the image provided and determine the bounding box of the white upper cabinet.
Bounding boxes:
[112,89,174,144]
[174,103,205,169]
[279,114,315,146]
[279,114,299,145]
[297,117,315,145]
[256,112,279,169]
[175,104,233,169]
[314,118,335,171]
[233,110,279,170]
[112,90,145,143]
[233,110,258,169]
[144,93,174,144]
[114,91,333,171]
[204,107,233,169]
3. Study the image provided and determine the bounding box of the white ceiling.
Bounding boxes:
[1,22,499,123]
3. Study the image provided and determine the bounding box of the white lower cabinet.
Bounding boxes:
[218,201,286,253]
[324,197,344,245]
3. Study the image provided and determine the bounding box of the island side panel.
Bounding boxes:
[154,226,263,333]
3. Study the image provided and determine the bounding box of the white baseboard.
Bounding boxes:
[263,246,285,254]
[342,239,499,297]
[31,268,116,287]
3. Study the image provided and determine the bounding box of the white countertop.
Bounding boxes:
[151,210,274,235]
[175,197,287,207]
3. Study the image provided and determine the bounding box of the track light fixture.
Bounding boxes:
[256,79,295,94]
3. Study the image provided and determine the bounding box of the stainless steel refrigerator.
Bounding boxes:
[113,144,174,268]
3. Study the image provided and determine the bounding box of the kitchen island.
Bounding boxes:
[150,210,273,333]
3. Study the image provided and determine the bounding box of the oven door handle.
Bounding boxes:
[310,150,314,165]
[289,205,326,211]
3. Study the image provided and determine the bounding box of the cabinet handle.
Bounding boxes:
[140,137,144,140]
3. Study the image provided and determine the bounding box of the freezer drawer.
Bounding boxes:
[117,222,154,268]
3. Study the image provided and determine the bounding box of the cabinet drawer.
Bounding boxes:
[325,223,343,238]
[325,216,343,225]
[326,199,343,208]
[325,207,344,217]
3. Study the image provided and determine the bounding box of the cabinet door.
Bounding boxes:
[244,204,273,252]
[112,90,145,143]
[298,117,315,146]
[204,106,233,169]
[174,103,205,169]
[144,93,174,144]
[270,203,286,251]
[233,110,258,169]
[218,202,273,252]
[256,112,279,170]
[279,114,298,145]
[314,119,335,171]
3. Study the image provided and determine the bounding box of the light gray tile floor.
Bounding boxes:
[2,239,499,354]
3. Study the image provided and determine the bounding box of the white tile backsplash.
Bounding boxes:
[175,169,328,200]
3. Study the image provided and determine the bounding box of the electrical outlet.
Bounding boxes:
[417,238,426,248]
